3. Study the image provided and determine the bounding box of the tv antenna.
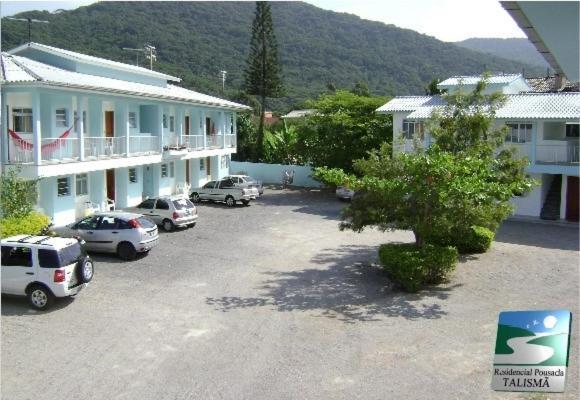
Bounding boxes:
[144,45,157,70]
[122,47,144,67]
[219,70,227,92]
[6,17,50,43]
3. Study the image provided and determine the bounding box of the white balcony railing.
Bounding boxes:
[84,136,125,159]
[8,138,34,163]
[206,135,223,149]
[225,134,236,148]
[129,135,159,155]
[536,144,580,164]
[41,137,79,162]
[181,135,204,150]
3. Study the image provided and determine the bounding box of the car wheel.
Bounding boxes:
[225,196,236,207]
[27,285,54,310]
[191,193,201,203]
[162,219,175,232]
[117,242,137,261]
[241,199,250,206]
[78,258,94,283]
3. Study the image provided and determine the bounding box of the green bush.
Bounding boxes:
[0,212,51,238]
[379,243,458,292]
[426,225,495,254]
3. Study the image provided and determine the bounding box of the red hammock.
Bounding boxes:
[8,121,76,155]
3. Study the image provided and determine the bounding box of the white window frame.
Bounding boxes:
[161,163,168,178]
[505,122,533,144]
[75,174,88,196]
[56,108,68,127]
[129,112,137,129]
[57,177,71,197]
[12,108,33,133]
[402,120,423,140]
[129,168,138,183]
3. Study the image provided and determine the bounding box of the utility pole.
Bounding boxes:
[122,47,144,67]
[220,70,227,92]
[6,17,49,42]
[144,45,157,70]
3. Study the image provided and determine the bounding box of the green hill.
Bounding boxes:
[495,324,535,354]
[1,2,543,111]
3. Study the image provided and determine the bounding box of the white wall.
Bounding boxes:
[229,161,323,188]
[509,173,547,217]
[115,166,143,208]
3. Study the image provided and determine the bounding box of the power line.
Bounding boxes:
[6,17,50,42]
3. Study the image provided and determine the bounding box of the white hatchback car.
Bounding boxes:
[125,196,198,231]
[1,235,94,310]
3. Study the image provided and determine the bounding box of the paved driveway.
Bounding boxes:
[2,189,578,400]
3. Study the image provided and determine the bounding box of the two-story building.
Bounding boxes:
[377,73,580,222]
[1,42,250,226]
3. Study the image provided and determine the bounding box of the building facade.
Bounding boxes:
[1,42,250,226]
[377,74,580,222]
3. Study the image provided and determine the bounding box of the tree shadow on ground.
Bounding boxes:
[206,245,459,323]
[495,220,579,251]
[255,188,344,221]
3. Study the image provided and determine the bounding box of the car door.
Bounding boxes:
[93,215,120,253]
[1,245,36,295]
[154,199,170,222]
[73,215,102,251]
[134,198,159,223]
[219,179,236,200]
[200,181,216,200]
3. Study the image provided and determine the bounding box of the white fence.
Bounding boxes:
[230,161,323,188]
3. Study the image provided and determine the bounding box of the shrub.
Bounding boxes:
[379,243,458,292]
[0,167,40,218]
[0,212,51,237]
[426,225,495,254]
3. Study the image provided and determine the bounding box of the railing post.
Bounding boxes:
[77,96,85,161]
[32,91,42,165]
[221,111,226,148]
[201,110,207,149]
[158,105,164,152]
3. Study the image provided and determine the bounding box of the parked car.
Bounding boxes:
[225,175,264,196]
[54,212,159,260]
[125,196,198,232]
[336,186,355,201]
[1,234,94,310]
[190,179,258,207]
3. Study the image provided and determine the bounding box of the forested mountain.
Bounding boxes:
[456,38,549,70]
[1,1,543,111]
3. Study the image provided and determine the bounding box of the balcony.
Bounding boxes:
[205,135,223,149]
[181,135,204,150]
[84,136,124,159]
[536,143,580,165]
[225,134,236,148]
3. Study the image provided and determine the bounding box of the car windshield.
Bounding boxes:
[137,217,156,229]
[38,243,84,268]
[172,198,194,210]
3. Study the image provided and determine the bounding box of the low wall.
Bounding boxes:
[229,161,323,188]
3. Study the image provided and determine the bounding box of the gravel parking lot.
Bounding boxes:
[2,188,578,400]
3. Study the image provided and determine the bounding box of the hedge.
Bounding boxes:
[379,243,458,292]
[0,212,51,238]
[426,225,495,254]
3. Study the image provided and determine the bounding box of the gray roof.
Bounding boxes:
[438,74,522,87]
[1,53,251,111]
[281,109,318,118]
[525,76,580,93]
[379,93,580,120]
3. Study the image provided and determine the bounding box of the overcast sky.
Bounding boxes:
[1,0,526,42]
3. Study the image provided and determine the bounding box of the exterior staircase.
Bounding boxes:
[540,175,562,220]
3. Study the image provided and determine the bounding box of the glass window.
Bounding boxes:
[169,116,175,132]
[173,198,194,210]
[129,168,137,183]
[1,246,33,267]
[12,108,33,133]
[38,243,84,268]
[117,219,132,230]
[137,199,156,209]
[169,162,175,178]
[76,216,100,230]
[566,123,579,138]
[137,217,156,229]
[163,114,168,129]
[56,108,67,127]
[161,164,168,178]
[129,112,137,129]
[98,216,118,230]
[203,181,216,189]
[219,179,234,189]
[75,174,88,196]
[199,159,205,171]
[57,177,70,197]
[505,122,533,143]
[402,120,423,140]
[156,199,169,210]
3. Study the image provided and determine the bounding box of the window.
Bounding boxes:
[161,164,168,178]
[566,123,579,138]
[169,162,175,178]
[156,199,169,210]
[203,181,216,189]
[172,198,194,210]
[169,116,175,132]
[402,120,423,140]
[163,114,168,129]
[1,246,33,267]
[98,216,118,230]
[219,179,235,189]
[129,112,137,129]
[137,199,156,209]
[129,168,138,183]
[76,216,100,230]
[56,108,67,127]
[506,123,532,143]
[38,243,83,268]
[75,174,88,196]
[57,177,70,197]
[199,159,205,171]
[12,108,33,133]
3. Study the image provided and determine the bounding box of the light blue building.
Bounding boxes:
[1,42,250,226]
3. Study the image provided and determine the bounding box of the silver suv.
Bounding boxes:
[126,196,198,231]
[1,235,94,310]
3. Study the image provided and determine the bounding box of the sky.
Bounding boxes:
[0,0,527,42]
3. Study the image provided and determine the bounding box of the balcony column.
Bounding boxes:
[1,90,8,163]
[233,112,237,148]
[77,96,85,161]
[221,111,226,148]
[32,90,42,165]
[157,104,164,152]
[530,123,537,165]
[119,103,129,156]
[200,110,206,149]
[176,107,184,146]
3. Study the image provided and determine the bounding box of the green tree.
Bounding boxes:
[263,120,305,165]
[0,167,40,219]
[299,90,391,172]
[231,113,258,162]
[424,78,444,95]
[351,81,370,97]
[244,1,284,160]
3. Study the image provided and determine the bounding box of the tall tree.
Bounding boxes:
[244,1,284,160]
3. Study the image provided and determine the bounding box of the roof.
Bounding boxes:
[281,109,317,118]
[376,96,445,113]
[1,234,77,248]
[1,53,251,111]
[438,74,522,87]
[8,42,180,82]
[379,93,580,120]
[525,76,580,93]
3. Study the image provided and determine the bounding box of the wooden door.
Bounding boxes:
[186,160,190,184]
[106,169,115,201]
[206,117,211,135]
[206,157,211,180]
[566,176,579,221]
[185,116,190,135]
[105,111,114,138]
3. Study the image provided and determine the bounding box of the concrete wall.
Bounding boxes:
[229,161,322,188]
[114,166,143,208]
[37,175,75,226]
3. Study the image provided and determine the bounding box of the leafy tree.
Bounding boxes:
[424,78,444,95]
[231,113,258,162]
[351,81,370,97]
[0,167,40,219]
[244,1,284,160]
[263,120,305,165]
[299,90,391,172]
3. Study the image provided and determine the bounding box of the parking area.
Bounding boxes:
[2,188,578,400]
